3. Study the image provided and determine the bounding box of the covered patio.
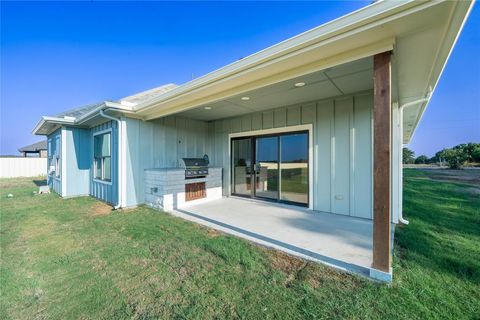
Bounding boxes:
[173,197,390,277]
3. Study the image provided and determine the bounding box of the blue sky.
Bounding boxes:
[1,1,478,157]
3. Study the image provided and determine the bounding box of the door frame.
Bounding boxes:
[228,124,313,209]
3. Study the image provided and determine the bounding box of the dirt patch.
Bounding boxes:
[90,203,113,216]
[299,264,354,289]
[207,228,222,238]
[266,249,359,289]
[268,250,306,275]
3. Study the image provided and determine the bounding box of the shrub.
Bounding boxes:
[440,148,469,169]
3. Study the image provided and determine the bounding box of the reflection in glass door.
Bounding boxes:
[255,136,279,200]
[232,138,253,196]
[231,131,309,206]
[280,133,308,205]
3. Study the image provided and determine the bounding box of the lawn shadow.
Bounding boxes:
[33,179,47,187]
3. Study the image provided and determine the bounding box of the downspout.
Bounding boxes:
[397,92,432,225]
[99,110,123,210]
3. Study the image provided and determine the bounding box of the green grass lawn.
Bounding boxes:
[1,169,479,319]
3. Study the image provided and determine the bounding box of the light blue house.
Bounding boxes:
[33,0,473,281]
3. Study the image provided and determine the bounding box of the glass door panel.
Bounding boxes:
[280,133,308,205]
[232,138,253,196]
[255,136,279,200]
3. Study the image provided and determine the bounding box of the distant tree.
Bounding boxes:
[440,148,469,169]
[402,147,415,164]
[428,151,440,165]
[472,145,480,162]
[458,142,480,162]
[415,155,429,164]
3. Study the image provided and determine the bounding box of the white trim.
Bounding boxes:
[404,0,475,143]
[61,127,67,197]
[120,117,127,207]
[228,124,314,210]
[141,40,394,121]
[134,0,417,113]
[93,178,113,186]
[92,127,112,137]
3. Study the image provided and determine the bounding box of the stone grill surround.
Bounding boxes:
[145,167,222,212]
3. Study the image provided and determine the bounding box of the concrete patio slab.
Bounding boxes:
[173,197,382,277]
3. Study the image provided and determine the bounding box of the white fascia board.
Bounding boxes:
[32,116,76,135]
[73,102,133,124]
[104,101,135,110]
[33,102,131,136]
[403,0,475,143]
[32,118,46,135]
[133,0,420,114]
[142,39,394,120]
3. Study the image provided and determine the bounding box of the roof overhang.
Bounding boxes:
[131,0,474,143]
[32,103,134,135]
[33,0,474,142]
[32,116,76,135]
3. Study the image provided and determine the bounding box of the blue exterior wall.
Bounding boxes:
[90,121,118,205]
[124,116,209,207]
[64,127,91,197]
[47,128,62,195]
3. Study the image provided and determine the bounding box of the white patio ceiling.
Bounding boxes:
[177,57,373,121]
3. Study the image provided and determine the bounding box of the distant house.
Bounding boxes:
[32,0,474,281]
[18,140,47,158]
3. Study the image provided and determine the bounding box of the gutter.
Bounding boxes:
[99,110,124,210]
[398,92,432,225]
[133,0,425,114]
[33,102,132,136]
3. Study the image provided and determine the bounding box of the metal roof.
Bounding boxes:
[55,102,105,119]
[18,140,47,152]
[120,83,178,106]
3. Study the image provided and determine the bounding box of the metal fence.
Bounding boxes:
[0,157,47,178]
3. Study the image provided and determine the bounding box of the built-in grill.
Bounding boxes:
[181,155,209,179]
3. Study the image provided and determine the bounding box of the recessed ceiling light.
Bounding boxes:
[295,82,306,87]
[204,106,212,110]
[241,96,250,101]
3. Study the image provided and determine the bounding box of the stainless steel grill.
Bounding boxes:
[181,154,209,178]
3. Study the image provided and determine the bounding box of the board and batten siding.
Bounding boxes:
[208,92,375,220]
[47,129,62,195]
[124,116,209,207]
[90,121,118,205]
[64,127,91,197]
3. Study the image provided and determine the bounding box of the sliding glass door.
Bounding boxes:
[232,137,253,197]
[231,131,309,206]
[279,133,309,205]
[255,136,279,200]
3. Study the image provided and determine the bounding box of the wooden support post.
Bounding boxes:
[372,51,392,272]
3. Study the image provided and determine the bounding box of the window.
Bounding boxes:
[48,137,60,177]
[94,132,111,181]
[55,156,60,177]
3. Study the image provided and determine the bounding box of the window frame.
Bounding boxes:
[93,129,113,184]
[55,156,60,178]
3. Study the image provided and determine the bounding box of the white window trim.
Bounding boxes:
[93,128,113,185]
[228,124,314,210]
[55,156,60,178]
